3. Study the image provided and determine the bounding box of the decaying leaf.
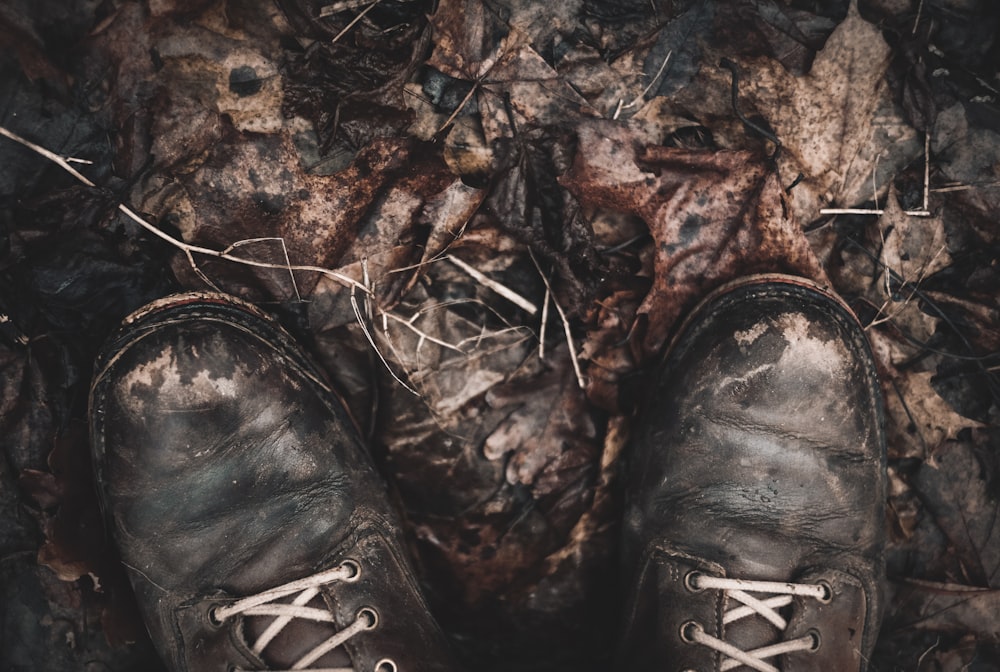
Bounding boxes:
[866,189,951,343]
[679,0,921,225]
[876,348,985,459]
[895,581,1000,643]
[915,441,1000,588]
[561,120,828,356]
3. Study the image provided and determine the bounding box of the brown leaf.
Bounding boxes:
[896,580,1000,643]
[686,1,920,224]
[874,341,985,459]
[879,189,952,285]
[561,121,827,355]
[751,1,899,211]
[863,189,951,343]
[427,0,515,81]
[915,441,1000,588]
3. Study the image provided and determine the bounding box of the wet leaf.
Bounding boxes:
[877,354,985,459]
[915,441,1000,588]
[561,121,827,355]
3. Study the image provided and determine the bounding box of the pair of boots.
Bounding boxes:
[89,274,886,672]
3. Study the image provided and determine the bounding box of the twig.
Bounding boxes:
[436,81,480,135]
[529,250,585,389]
[351,282,418,395]
[224,237,302,302]
[612,50,672,120]
[539,285,550,360]
[319,0,372,16]
[445,254,538,315]
[923,130,931,211]
[719,58,781,157]
[381,311,464,353]
[0,124,370,294]
[821,130,933,218]
[820,207,932,217]
[329,0,379,45]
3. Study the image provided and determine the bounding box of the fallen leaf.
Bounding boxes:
[679,1,921,224]
[915,441,1000,588]
[880,189,952,286]
[895,580,1000,643]
[561,120,828,355]
[865,189,950,343]
[876,346,985,459]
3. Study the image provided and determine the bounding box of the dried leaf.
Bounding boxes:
[866,189,951,343]
[896,581,1000,643]
[915,441,1000,588]
[880,190,952,285]
[878,354,985,459]
[561,121,828,355]
[688,1,920,224]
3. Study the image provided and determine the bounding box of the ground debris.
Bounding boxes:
[1,0,999,670]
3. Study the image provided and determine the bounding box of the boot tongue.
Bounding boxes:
[242,593,353,671]
[710,530,808,665]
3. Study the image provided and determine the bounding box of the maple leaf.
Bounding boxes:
[874,335,985,459]
[916,440,1000,588]
[688,1,921,224]
[865,189,952,344]
[561,120,828,355]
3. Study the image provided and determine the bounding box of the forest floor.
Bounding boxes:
[1,0,999,670]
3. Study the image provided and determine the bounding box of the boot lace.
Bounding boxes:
[681,572,829,672]
[210,560,397,672]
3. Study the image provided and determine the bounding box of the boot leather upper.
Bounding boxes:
[90,295,455,672]
[619,277,887,671]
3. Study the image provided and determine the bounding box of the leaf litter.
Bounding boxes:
[1,0,999,670]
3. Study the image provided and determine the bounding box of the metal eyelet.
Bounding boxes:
[357,606,379,629]
[684,571,704,592]
[375,659,398,672]
[679,620,702,644]
[807,628,822,652]
[339,558,362,582]
[816,580,833,603]
[207,604,225,627]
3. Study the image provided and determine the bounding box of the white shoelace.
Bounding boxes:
[683,573,829,672]
[211,560,397,672]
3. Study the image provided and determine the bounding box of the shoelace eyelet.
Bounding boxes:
[375,658,399,672]
[208,604,225,627]
[684,571,705,593]
[679,620,702,644]
[357,606,380,629]
[340,558,363,582]
[807,628,822,652]
[816,580,833,603]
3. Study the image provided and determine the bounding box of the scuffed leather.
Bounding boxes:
[90,293,456,672]
[618,276,887,671]
[619,544,725,671]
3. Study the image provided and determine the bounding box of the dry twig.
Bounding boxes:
[0,124,369,294]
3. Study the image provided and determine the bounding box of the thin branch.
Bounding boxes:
[0,124,370,294]
[529,250,585,389]
[539,285,550,360]
[820,207,932,217]
[351,284,418,395]
[380,311,464,353]
[612,50,672,119]
[329,0,379,44]
[446,254,538,315]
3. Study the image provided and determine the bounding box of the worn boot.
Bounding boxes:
[90,292,456,672]
[618,274,886,671]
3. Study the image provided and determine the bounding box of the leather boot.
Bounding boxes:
[90,292,456,672]
[618,274,887,672]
